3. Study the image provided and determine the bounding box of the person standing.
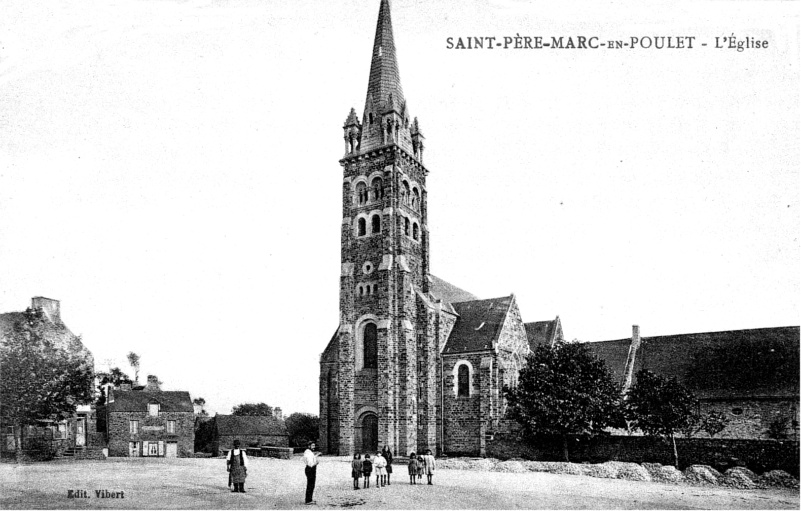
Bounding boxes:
[381,446,393,485]
[362,454,373,488]
[407,452,418,485]
[226,440,248,493]
[351,454,363,490]
[303,442,319,504]
[373,451,386,488]
[422,449,436,485]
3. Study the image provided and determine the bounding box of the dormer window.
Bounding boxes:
[149,403,160,417]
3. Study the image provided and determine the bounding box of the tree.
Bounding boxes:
[193,397,208,417]
[231,402,273,416]
[285,413,319,447]
[0,308,94,461]
[127,352,140,383]
[94,367,133,406]
[504,341,625,461]
[626,369,698,468]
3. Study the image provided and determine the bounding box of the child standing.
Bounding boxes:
[351,454,363,490]
[362,454,373,488]
[423,449,436,485]
[417,454,424,481]
[373,451,387,488]
[407,452,418,485]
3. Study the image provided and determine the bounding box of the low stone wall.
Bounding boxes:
[486,434,800,476]
[260,446,293,460]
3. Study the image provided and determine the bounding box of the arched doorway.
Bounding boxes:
[361,413,378,453]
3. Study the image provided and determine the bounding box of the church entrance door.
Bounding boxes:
[362,414,378,453]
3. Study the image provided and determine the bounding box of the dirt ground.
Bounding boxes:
[0,456,798,510]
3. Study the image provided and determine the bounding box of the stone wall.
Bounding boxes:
[699,399,799,440]
[108,411,194,457]
[442,352,486,455]
[486,434,800,476]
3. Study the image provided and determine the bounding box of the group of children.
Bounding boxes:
[351,449,436,489]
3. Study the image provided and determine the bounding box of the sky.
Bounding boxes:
[1,0,798,416]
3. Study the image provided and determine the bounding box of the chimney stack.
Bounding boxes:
[31,296,61,324]
[145,375,161,392]
[621,325,642,394]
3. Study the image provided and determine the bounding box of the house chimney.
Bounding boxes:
[274,407,283,420]
[145,375,161,392]
[31,296,60,324]
[621,325,642,395]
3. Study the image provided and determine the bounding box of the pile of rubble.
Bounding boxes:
[436,457,799,489]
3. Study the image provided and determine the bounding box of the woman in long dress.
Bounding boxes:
[227,440,248,493]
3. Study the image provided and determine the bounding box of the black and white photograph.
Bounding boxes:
[1,0,799,508]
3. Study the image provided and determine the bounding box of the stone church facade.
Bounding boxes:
[319,0,561,457]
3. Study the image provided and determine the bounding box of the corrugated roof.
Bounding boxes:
[108,391,194,413]
[443,296,513,354]
[586,326,800,400]
[215,415,287,437]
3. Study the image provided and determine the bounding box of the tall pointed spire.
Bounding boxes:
[365,0,404,115]
[352,0,420,156]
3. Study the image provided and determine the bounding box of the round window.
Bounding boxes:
[362,261,374,275]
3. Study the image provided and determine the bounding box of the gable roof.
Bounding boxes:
[108,391,194,413]
[524,317,562,350]
[443,295,514,354]
[429,275,479,305]
[586,326,800,400]
[215,414,287,437]
[321,328,339,363]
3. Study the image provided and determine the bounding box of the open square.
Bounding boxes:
[1,457,798,510]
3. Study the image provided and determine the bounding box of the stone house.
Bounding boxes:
[318,0,563,457]
[196,414,288,456]
[585,325,800,440]
[105,376,194,457]
[0,297,100,457]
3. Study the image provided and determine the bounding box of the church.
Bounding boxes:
[318,0,562,457]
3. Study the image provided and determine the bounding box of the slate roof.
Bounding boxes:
[524,319,560,350]
[443,295,514,354]
[320,328,339,363]
[364,0,405,114]
[108,391,194,413]
[429,274,479,305]
[215,415,287,437]
[585,326,800,400]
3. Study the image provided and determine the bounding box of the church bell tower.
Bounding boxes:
[332,0,430,456]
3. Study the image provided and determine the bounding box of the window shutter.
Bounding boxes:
[142,441,149,456]
[158,441,165,456]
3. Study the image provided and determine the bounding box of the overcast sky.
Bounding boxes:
[1,0,798,416]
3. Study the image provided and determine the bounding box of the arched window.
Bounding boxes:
[356,182,367,205]
[363,323,378,369]
[404,217,410,236]
[372,284,378,294]
[358,285,364,296]
[371,214,381,234]
[369,112,374,125]
[358,218,366,237]
[372,178,384,200]
[458,364,470,397]
[403,181,411,205]
[412,222,419,241]
[412,188,420,210]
